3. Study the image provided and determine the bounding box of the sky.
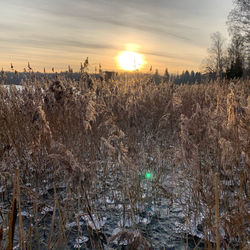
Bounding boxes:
[0,0,233,73]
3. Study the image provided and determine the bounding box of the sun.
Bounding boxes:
[118,51,144,71]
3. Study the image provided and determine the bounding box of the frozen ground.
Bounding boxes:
[0,165,205,249]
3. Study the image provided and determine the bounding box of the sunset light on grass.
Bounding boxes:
[0,0,249,249]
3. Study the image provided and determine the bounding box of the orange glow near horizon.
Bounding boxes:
[117,51,144,71]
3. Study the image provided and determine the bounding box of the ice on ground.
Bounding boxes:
[3,85,24,91]
[118,217,133,227]
[111,228,140,246]
[117,204,123,209]
[66,221,83,229]
[81,214,107,230]
[73,236,89,248]
[141,217,150,225]
[41,205,54,214]
[21,211,33,218]
[118,215,150,227]
[106,197,115,204]
[13,244,20,250]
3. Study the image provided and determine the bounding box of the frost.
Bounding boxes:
[81,214,107,230]
[21,211,33,218]
[106,197,115,204]
[66,221,83,229]
[41,206,54,214]
[73,236,89,248]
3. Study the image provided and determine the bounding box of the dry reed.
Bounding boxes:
[0,71,249,249]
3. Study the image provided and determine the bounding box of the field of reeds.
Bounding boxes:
[0,72,249,249]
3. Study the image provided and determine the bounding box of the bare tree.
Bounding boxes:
[228,0,250,74]
[228,0,250,42]
[203,32,227,78]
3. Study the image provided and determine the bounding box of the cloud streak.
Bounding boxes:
[0,0,233,72]
[2,36,194,62]
[0,36,117,51]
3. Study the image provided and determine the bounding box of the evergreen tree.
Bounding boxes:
[190,70,195,84]
[164,68,170,82]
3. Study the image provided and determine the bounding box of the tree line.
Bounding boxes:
[204,0,250,79]
[162,69,202,85]
[161,0,249,83]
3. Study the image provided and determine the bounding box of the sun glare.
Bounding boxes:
[118,51,144,71]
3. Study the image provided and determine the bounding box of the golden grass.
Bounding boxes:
[0,71,249,249]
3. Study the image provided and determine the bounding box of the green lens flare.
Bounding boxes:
[145,172,152,179]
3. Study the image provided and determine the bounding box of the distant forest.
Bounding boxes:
[1,70,205,86]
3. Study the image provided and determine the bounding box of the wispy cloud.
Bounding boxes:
[0,36,116,50]
[0,0,233,72]
[27,0,194,42]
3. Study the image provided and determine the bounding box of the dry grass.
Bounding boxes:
[0,71,249,249]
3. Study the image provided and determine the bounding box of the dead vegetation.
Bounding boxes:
[0,71,249,249]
